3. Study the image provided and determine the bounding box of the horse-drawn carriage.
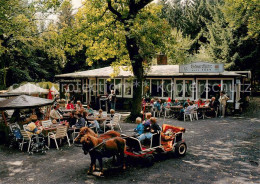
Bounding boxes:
[75,124,187,176]
[122,124,187,165]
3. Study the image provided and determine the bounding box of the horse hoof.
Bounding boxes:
[99,172,104,177]
[87,171,93,175]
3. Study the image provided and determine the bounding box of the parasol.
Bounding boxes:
[0,95,54,110]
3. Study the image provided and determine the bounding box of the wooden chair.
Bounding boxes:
[20,130,32,152]
[48,126,70,150]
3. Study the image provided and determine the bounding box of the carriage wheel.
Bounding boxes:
[174,142,187,157]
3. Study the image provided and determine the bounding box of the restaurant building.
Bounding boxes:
[55,61,251,113]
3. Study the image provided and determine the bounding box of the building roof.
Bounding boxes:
[55,65,241,79]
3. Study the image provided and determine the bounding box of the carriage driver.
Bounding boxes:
[137,117,161,143]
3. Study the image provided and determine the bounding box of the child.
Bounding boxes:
[110,109,115,118]
[74,114,85,128]
[138,117,160,142]
[133,117,144,137]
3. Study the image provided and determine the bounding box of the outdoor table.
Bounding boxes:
[198,106,211,119]
[144,104,153,113]
[169,106,183,118]
[41,123,69,136]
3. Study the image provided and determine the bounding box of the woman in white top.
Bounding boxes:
[219,91,229,118]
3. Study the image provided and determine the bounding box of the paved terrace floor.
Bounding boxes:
[0,116,259,184]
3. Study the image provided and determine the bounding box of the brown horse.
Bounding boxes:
[80,135,126,176]
[74,127,120,143]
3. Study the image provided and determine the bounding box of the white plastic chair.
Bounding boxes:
[107,113,122,132]
[48,126,70,150]
[191,109,198,120]
[20,130,32,152]
[184,112,193,122]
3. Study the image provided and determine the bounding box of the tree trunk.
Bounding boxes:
[124,29,144,121]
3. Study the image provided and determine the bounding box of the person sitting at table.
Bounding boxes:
[86,105,94,116]
[206,97,219,117]
[173,99,181,106]
[205,99,210,107]
[75,100,83,111]
[133,117,144,137]
[66,100,74,110]
[196,99,205,107]
[138,117,161,143]
[69,111,78,127]
[50,105,63,122]
[153,100,161,112]
[177,103,189,120]
[182,99,191,108]
[97,109,104,118]
[74,114,85,128]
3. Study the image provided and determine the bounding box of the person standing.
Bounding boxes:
[219,91,229,118]
[108,90,116,110]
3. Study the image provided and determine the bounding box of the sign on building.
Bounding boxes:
[180,62,224,73]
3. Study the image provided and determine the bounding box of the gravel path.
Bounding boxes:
[0,116,259,184]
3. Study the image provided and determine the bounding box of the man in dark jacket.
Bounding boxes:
[208,97,219,117]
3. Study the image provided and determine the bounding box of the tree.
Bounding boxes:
[67,0,172,119]
[0,0,64,88]
[205,1,260,82]
[223,0,260,39]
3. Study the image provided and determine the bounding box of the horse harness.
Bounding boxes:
[88,137,114,153]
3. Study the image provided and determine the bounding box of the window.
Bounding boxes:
[223,80,233,101]
[89,79,96,96]
[197,80,206,99]
[143,80,150,96]
[208,80,221,99]
[151,79,162,97]
[196,78,234,102]
[185,80,193,98]
[175,80,183,98]
[98,79,105,95]
[124,79,133,97]
[174,79,194,99]
[114,79,122,96]
[163,80,172,97]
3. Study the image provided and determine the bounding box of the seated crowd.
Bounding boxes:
[49,100,113,133]
[142,96,220,120]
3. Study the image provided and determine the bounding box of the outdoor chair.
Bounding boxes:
[106,113,122,132]
[23,124,28,130]
[191,109,198,120]
[20,130,32,152]
[184,112,193,122]
[72,127,81,144]
[48,126,70,150]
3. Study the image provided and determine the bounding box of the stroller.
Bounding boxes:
[8,122,23,149]
[22,123,49,154]
[28,133,48,154]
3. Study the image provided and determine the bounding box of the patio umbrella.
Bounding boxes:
[7,83,49,95]
[0,95,54,110]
